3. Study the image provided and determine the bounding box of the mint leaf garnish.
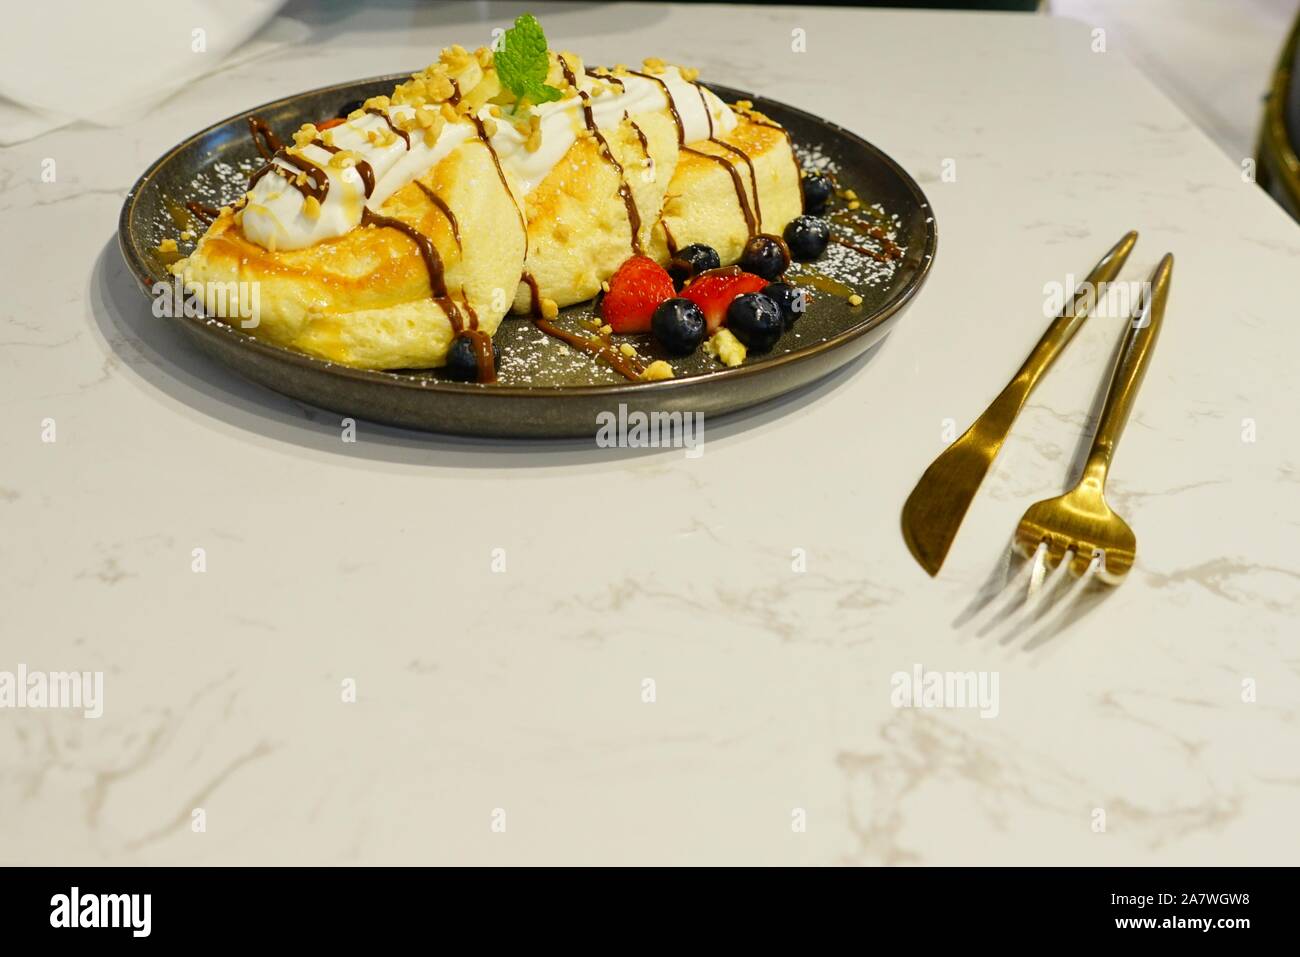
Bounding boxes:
[495,14,563,105]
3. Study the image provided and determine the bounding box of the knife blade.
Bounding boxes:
[901,230,1139,576]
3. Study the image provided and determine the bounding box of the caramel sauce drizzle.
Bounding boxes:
[185,201,220,225]
[830,211,903,263]
[560,57,643,256]
[416,182,462,249]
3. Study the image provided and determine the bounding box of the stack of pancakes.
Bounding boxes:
[174,48,803,370]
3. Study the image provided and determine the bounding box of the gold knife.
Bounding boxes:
[901,230,1139,576]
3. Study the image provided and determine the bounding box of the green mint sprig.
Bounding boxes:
[495,14,563,105]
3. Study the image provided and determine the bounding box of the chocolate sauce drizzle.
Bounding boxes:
[588,67,625,92]
[712,138,762,230]
[416,182,462,248]
[247,116,283,160]
[661,220,679,257]
[248,148,331,203]
[682,145,756,236]
[307,137,375,199]
[560,57,642,256]
[359,207,495,383]
[361,208,458,320]
[737,107,804,214]
[628,70,684,146]
[519,271,642,381]
[366,107,410,148]
[533,317,645,382]
[468,115,527,253]
[693,83,716,138]
[522,272,542,316]
[625,70,759,239]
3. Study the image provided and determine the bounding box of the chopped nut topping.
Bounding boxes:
[640,360,674,381]
[848,200,862,211]
[302,195,322,219]
[157,238,178,253]
[525,113,543,153]
[481,116,498,136]
[704,328,746,367]
[292,123,320,148]
[848,293,864,306]
[328,149,358,170]
[599,324,613,336]
[540,297,560,319]
[642,57,666,73]
[619,343,636,358]
[679,66,700,83]
[441,43,472,72]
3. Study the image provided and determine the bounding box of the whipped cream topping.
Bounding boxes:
[241,65,737,252]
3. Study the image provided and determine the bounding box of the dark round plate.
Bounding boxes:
[118,75,936,437]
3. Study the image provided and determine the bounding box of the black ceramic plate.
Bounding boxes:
[118,75,936,437]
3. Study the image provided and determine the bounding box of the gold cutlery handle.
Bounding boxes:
[1082,254,1174,489]
[998,230,1141,418]
[900,231,1139,576]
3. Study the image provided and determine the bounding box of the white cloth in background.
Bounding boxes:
[0,0,296,144]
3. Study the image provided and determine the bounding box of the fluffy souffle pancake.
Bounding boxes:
[177,139,525,369]
[648,112,803,268]
[171,17,808,379]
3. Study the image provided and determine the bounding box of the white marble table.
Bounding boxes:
[3,1,1298,865]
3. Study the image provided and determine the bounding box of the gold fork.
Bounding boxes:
[1012,254,1173,583]
[901,230,1139,576]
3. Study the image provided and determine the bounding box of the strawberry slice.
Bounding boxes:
[680,267,769,332]
[601,256,676,333]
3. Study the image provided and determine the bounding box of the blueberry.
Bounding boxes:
[726,293,784,353]
[802,173,833,213]
[739,235,790,281]
[762,282,806,329]
[445,334,500,381]
[651,298,707,355]
[337,99,365,118]
[667,243,721,288]
[783,215,830,261]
